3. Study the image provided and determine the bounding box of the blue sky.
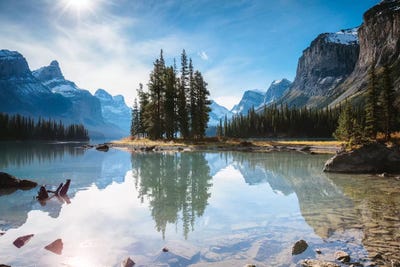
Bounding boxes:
[0,0,379,109]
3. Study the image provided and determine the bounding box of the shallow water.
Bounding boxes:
[0,142,399,267]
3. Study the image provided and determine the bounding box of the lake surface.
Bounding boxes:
[0,142,399,267]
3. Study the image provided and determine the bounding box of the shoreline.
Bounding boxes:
[110,138,342,154]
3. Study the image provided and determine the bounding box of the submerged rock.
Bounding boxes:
[121,257,135,267]
[334,250,350,263]
[0,172,37,189]
[13,234,34,248]
[323,143,400,173]
[44,238,63,255]
[292,239,308,255]
[301,259,340,267]
[96,144,109,152]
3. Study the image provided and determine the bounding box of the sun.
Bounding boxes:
[64,0,94,12]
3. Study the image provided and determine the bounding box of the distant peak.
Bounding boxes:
[32,60,64,82]
[50,60,59,67]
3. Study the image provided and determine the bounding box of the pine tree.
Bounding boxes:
[164,66,177,139]
[365,63,379,140]
[131,98,140,137]
[137,83,149,138]
[178,49,190,139]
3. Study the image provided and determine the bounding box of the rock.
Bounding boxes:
[323,143,400,173]
[334,251,350,263]
[144,145,155,152]
[0,264,11,267]
[0,231,5,236]
[244,265,256,267]
[162,247,169,252]
[96,144,109,152]
[301,259,340,267]
[13,234,34,248]
[292,239,308,255]
[121,257,135,267]
[44,238,63,255]
[240,141,253,147]
[0,172,37,189]
[315,249,322,254]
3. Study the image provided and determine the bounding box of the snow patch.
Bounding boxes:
[326,28,359,45]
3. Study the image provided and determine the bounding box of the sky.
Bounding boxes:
[0,0,380,110]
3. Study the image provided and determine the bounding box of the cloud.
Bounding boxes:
[198,51,209,61]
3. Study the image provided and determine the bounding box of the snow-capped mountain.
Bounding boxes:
[230,90,265,115]
[208,100,233,126]
[0,50,126,139]
[0,50,71,117]
[94,89,131,134]
[32,61,105,127]
[263,79,292,105]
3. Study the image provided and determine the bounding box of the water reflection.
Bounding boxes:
[0,142,131,231]
[131,152,213,239]
[0,142,85,169]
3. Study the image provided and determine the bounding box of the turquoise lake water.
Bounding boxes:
[0,142,399,267]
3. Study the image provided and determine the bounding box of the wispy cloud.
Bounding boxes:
[198,51,209,61]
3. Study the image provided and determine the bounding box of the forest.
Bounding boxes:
[219,65,399,143]
[130,50,211,140]
[0,113,89,141]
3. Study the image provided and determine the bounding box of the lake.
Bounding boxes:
[0,142,399,267]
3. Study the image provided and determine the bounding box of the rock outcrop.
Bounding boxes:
[0,172,37,189]
[330,0,400,107]
[323,143,400,173]
[281,28,359,108]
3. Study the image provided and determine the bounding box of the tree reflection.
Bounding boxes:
[0,142,85,169]
[131,152,212,239]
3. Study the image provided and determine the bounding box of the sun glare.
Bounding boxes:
[64,0,93,12]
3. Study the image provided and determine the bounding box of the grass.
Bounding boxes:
[112,136,343,149]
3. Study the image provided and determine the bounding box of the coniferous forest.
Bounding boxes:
[0,113,89,141]
[131,50,211,140]
[218,65,399,141]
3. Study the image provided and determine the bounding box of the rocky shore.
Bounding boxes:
[110,139,340,154]
[323,143,400,173]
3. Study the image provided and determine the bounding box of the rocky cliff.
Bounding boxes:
[281,28,360,108]
[330,0,400,107]
[0,50,71,116]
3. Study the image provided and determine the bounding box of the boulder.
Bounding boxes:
[301,259,340,267]
[44,238,63,255]
[323,143,400,173]
[292,239,308,255]
[0,172,37,189]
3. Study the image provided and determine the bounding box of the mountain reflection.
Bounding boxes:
[131,152,213,239]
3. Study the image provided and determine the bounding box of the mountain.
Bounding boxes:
[329,0,400,107]
[94,89,131,134]
[0,50,126,139]
[208,100,233,126]
[32,60,125,139]
[264,79,292,105]
[0,50,71,117]
[231,90,265,115]
[280,28,360,108]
